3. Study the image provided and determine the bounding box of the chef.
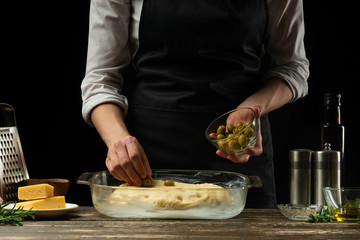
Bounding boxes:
[81,0,309,208]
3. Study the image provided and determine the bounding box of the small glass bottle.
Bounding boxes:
[320,93,345,185]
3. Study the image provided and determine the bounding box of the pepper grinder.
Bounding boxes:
[312,143,341,205]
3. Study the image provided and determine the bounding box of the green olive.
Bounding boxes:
[236,121,244,128]
[217,125,226,135]
[238,134,249,148]
[244,121,252,127]
[217,140,227,148]
[244,126,254,137]
[233,126,244,134]
[141,177,153,187]
[226,124,235,133]
[217,134,226,140]
[228,139,239,149]
[164,179,175,186]
[228,134,238,142]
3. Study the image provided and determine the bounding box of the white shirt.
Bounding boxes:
[81,0,310,125]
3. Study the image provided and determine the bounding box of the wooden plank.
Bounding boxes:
[0,207,359,240]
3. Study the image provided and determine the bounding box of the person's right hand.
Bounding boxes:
[105,135,152,186]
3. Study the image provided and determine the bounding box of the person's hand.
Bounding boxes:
[105,135,152,186]
[216,106,263,163]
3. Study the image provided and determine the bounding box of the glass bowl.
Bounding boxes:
[278,204,321,221]
[323,187,360,222]
[205,108,258,155]
[77,169,262,219]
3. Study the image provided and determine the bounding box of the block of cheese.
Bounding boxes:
[16,196,66,209]
[18,184,54,200]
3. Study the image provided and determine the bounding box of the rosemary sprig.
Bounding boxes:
[0,202,36,226]
[307,205,336,223]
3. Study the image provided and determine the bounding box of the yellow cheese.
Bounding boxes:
[16,196,66,209]
[18,184,54,200]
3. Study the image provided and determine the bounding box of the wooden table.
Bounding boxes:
[1,207,359,239]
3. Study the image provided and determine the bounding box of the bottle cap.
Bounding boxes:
[324,93,341,106]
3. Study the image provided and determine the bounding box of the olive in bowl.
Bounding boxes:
[205,108,258,155]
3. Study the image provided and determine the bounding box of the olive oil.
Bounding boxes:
[320,93,345,184]
[333,208,360,222]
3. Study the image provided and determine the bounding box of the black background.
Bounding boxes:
[1,1,359,206]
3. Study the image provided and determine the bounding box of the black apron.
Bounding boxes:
[125,0,276,208]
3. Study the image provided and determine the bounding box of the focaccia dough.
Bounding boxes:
[110,180,232,210]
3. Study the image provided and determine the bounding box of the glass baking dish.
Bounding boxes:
[77,169,261,219]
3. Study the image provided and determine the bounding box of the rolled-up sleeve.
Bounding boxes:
[265,0,310,102]
[81,0,131,126]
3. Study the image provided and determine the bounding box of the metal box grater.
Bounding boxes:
[0,103,29,204]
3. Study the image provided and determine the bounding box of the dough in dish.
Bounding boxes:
[110,180,232,210]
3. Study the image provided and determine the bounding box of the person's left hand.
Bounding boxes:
[216,106,263,163]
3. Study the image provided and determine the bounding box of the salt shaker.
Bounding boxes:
[289,149,313,205]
